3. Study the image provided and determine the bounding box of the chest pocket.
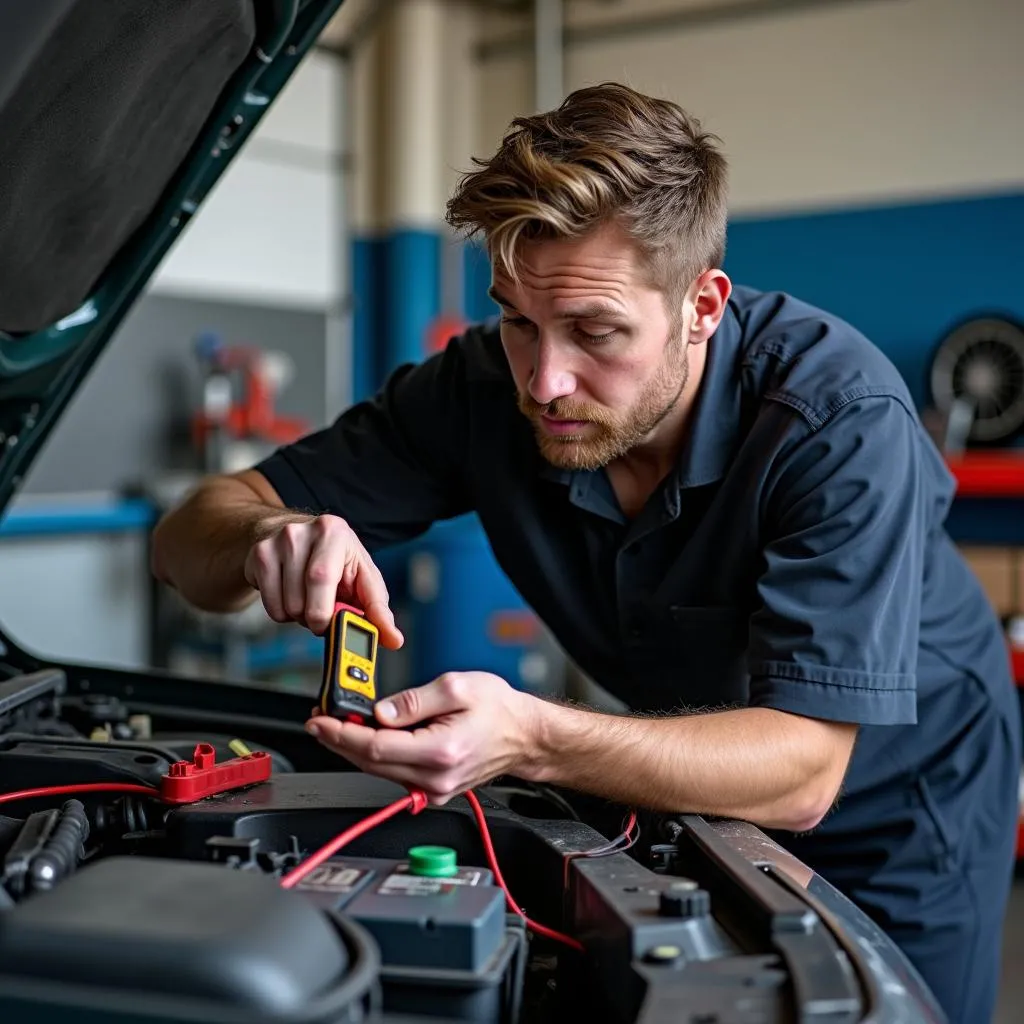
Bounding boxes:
[629,605,750,713]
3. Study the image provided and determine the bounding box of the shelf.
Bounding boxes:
[946,452,1024,498]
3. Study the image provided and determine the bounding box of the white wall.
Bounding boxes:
[475,0,1024,216]
[152,51,343,308]
[0,531,150,670]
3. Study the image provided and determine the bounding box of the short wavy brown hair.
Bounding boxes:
[446,82,728,304]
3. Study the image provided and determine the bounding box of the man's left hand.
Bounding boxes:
[305,672,541,805]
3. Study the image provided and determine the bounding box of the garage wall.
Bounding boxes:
[152,50,344,311]
[476,0,1024,212]
[469,0,1024,405]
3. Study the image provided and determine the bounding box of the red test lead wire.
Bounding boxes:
[464,790,584,953]
[0,782,159,807]
[279,789,429,889]
[276,787,584,952]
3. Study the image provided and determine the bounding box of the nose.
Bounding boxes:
[528,337,576,406]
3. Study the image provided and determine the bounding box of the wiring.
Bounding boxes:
[0,782,589,953]
[562,810,639,887]
[279,789,428,889]
[0,783,159,807]
[464,790,584,952]
[480,782,581,822]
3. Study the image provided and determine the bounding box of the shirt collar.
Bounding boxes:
[536,303,744,494]
[672,302,744,490]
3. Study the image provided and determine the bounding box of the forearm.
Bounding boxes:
[521,703,856,832]
[150,472,310,613]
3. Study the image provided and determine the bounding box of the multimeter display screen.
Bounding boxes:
[344,623,374,660]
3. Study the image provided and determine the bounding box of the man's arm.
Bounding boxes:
[306,671,856,828]
[151,468,404,642]
[150,469,303,613]
[524,701,856,832]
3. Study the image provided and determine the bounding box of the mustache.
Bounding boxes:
[517,393,610,424]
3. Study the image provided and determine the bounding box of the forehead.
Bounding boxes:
[492,222,654,307]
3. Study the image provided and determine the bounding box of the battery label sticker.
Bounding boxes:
[297,864,370,893]
[378,866,483,896]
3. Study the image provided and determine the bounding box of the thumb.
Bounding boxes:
[375,674,469,728]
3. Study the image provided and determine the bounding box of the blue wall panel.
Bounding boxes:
[351,236,384,403]
[351,230,442,401]
[464,241,497,324]
[723,190,1024,407]
[382,230,442,377]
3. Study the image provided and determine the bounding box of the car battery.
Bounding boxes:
[294,847,522,1022]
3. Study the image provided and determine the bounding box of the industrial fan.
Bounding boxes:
[929,316,1024,446]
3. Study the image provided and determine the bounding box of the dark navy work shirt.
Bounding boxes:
[257,285,1019,852]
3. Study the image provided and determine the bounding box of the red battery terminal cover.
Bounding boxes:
[159,742,272,804]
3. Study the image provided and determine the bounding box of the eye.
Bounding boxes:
[574,327,617,345]
[500,315,534,330]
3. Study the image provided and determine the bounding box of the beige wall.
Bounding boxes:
[475,0,1024,216]
[350,0,479,234]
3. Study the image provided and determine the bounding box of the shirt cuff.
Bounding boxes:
[748,668,917,726]
[254,450,325,514]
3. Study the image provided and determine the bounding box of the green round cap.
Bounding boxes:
[407,845,458,877]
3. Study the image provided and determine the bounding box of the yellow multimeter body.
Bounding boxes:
[319,603,379,723]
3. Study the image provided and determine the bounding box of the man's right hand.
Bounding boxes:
[241,513,404,647]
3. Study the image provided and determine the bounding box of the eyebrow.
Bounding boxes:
[487,286,627,322]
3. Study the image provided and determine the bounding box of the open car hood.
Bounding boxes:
[0,0,345,515]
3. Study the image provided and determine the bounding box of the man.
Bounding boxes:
[152,83,1020,1023]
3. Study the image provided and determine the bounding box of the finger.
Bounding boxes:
[350,553,404,650]
[305,715,456,770]
[245,541,287,623]
[277,522,315,626]
[376,673,470,728]
[303,517,347,634]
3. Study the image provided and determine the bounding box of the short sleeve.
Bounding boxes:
[747,396,927,726]
[254,337,473,552]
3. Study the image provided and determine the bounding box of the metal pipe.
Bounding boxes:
[533,0,564,111]
[481,0,895,61]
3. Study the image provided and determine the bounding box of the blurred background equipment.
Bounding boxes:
[929,316,1024,449]
[191,331,312,474]
[148,330,321,687]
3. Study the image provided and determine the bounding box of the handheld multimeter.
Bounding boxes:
[319,602,379,724]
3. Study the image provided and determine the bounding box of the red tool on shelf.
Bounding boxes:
[1011,648,1024,687]
[945,450,1024,498]
[190,335,310,473]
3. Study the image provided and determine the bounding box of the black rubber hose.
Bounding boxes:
[28,799,90,892]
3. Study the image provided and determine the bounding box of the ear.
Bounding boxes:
[688,270,732,343]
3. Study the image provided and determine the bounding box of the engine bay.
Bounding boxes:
[0,666,939,1023]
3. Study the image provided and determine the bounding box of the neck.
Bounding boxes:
[607,339,708,518]
[606,427,682,519]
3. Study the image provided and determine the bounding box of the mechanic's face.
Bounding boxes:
[492,221,707,471]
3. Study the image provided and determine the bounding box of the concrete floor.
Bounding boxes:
[995,877,1024,1023]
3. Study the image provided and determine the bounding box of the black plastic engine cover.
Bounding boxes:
[0,856,377,1023]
